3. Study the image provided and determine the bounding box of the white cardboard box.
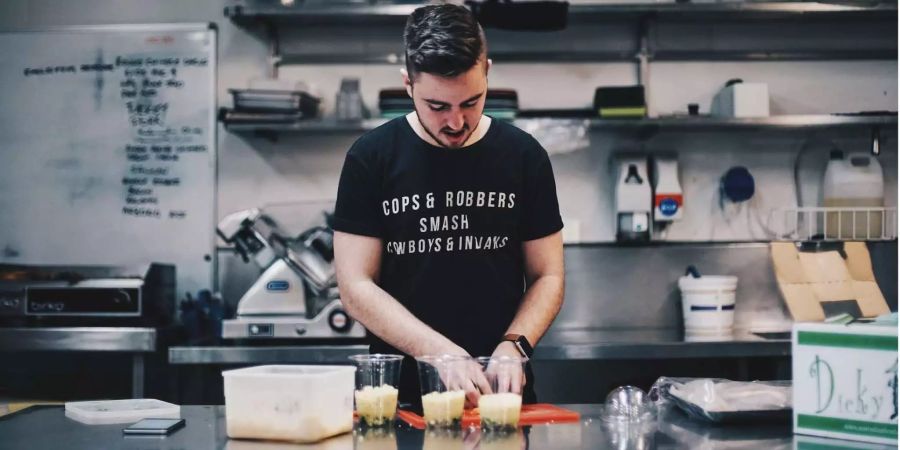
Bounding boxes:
[711,82,770,118]
[792,322,898,445]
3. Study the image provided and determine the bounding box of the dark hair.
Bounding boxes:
[404,4,486,81]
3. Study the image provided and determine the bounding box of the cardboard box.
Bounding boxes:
[792,322,898,445]
[711,82,769,118]
[771,242,890,322]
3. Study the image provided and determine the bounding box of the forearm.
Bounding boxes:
[504,274,565,346]
[340,279,465,357]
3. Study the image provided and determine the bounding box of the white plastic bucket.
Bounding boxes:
[678,275,738,335]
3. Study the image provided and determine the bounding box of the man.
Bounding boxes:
[333,4,564,410]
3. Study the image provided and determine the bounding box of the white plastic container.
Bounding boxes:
[64,399,180,425]
[222,365,355,443]
[678,275,738,338]
[822,151,885,239]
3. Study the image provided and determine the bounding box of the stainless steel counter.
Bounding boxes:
[168,328,789,365]
[0,404,892,450]
[0,327,156,352]
[168,345,368,364]
[534,327,791,360]
[0,327,156,398]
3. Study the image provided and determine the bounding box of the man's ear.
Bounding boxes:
[401,68,413,98]
[486,58,492,76]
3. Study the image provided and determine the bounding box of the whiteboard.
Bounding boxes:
[0,24,216,297]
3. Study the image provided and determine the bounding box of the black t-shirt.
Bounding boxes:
[333,116,563,404]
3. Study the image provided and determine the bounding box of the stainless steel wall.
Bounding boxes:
[221,241,898,331]
[559,241,897,330]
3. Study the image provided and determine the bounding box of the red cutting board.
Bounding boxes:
[397,404,580,430]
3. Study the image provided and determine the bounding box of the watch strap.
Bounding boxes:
[502,334,532,359]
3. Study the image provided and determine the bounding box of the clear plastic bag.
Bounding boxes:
[649,377,792,424]
[513,118,590,155]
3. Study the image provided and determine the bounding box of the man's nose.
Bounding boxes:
[446,112,465,131]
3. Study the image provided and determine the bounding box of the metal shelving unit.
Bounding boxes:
[225,1,897,68]
[221,1,897,141]
[225,1,896,23]
[223,118,387,134]
[222,114,898,135]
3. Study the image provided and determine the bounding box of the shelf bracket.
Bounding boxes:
[265,20,280,79]
[637,15,654,118]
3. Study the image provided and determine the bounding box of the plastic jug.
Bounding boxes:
[821,150,884,239]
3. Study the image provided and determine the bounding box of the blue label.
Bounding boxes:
[690,305,719,311]
[659,198,679,216]
[266,280,290,292]
[690,304,735,311]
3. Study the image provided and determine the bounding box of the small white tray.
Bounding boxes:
[64,399,180,425]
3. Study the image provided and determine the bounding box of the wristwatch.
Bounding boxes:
[502,334,533,359]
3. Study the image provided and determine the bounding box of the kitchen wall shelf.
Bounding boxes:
[225,1,896,24]
[221,1,896,145]
[225,0,897,71]
[222,114,898,136]
[223,117,387,134]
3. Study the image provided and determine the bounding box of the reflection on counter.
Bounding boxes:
[224,433,354,450]
[222,425,528,450]
[604,419,657,450]
[355,426,398,450]
[421,427,527,450]
[657,407,791,450]
[526,420,584,449]
[473,429,527,450]
[421,428,474,450]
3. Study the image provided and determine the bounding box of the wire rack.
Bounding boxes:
[770,207,897,241]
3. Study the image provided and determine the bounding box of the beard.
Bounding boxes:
[413,106,479,149]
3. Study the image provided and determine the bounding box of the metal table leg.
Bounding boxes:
[132,354,144,398]
[737,357,750,381]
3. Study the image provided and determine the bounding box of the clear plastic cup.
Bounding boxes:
[476,356,526,431]
[415,355,472,428]
[349,354,403,427]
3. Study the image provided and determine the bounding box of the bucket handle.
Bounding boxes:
[685,265,701,279]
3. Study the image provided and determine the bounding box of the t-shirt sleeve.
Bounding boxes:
[520,145,564,241]
[332,150,384,238]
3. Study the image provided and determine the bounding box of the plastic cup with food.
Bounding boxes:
[416,355,473,428]
[349,354,403,427]
[476,356,526,431]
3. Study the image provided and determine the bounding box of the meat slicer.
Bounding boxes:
[217,208,364,339]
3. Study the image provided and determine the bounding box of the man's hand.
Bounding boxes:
[432,355,492,408]
[486,341,527,395]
